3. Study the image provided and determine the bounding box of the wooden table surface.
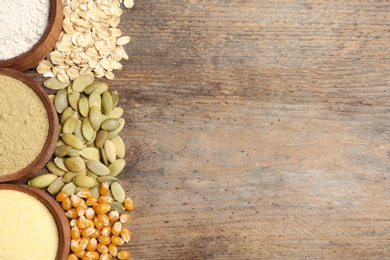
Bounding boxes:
[25,0,390,259]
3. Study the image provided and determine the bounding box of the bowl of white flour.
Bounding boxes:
[0,0,62,71]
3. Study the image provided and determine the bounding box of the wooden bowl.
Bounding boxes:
[0,0,63,71]
[0,184,70,259]
[0,68,59,182]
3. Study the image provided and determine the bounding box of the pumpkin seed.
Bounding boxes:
[109,201,125,213]
[74,119,87,143]
[84,81,108,95]
[60,106,75,124]
[54,145,73,158]
[82,118,95,141]
[80,147,100,160]
[89,105,102,130]
[28,174,57,188]
[111,90,119,108]
[68,92,80,111]
[47,161,67,176]
[78,96,89,117]
[54,157,69,172]
[95,130,108,149]
[68,148,81,157]
[62,182,77,195]
[62,133,85,150]
[62,116,77,134]
[86,171,99,182]
[107,107,124,119]
[111,181,126,203]
[73,175,97,188]
[62,170,87,183]
[54,89,69,113]
[90,185,100,198]
[47,177,65,195]
[89,91,102,109]
[48,94,55,104]
[101,118,120,131]
[100,147,109,166]
[102,91,113,114]
[97,176,118,184]
[87,160,110,176]
[107,118,125,139]
[72,74,95,92]
[64,156,86,172]
[104,139,117,163]
[108,159,125,177]
[110,136,125,159]
[44,77,68,90]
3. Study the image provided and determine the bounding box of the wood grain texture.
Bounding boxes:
[25,0,390,259]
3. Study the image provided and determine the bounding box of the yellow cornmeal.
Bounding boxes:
[0,75,49,175]
[0,190,59,260]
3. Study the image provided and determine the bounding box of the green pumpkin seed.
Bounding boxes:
[95,130,108,149]
[80,147,100,160]
[101,118,120,131]
[78,96,89,117]
[89,92,101,109]
[44,77,68,90]
[68,148,81,157]
[28,173,57,188]
[54,145,73,158]
[73,175,97,188]
[100,147,109,166]
[84,81,108,95]
[107,118,125,139]
[72,74,95,92]
[109,201,125,213]
[90,185,100,198]
[108,159,125,177]
[47,177,65,195]
[74,119,87,143]
[60,106,75,124]
[82,118,95,141]
[62,116,77,134]
[111,181,126,203]
[104,140,116,163]
[48,94,55,104]
[68,92,80,111]
[110,136,125,159]
[86,170,99,181]
[102,91,113,114]
[86,160,110,176]
[97,176,118,184]
[54,157,69,172]
[62,133,85,150]
[62,182,77,195]
[62,170,87,183]
[47,161,67,176]
[89,105,102,130]
[64,157,86,172]
[111,90,119,108]
[107,107,124,119]
[54,89,69,113]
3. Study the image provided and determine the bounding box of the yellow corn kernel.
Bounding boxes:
[71,194,82,207]
[99,235,111,245]
[77,188,92,198]
[74,250,86,259]
[91,228,101,239]
[67,208,79,219]
[82,257,92,260]
[119,213,130,224]
[117,250,131,260]
[98,196,114,204]
[67,253,78,260]
[97,213,110,226]
[111,235,124,246]
[86,219,95,228]
[76,205,86,217]
[80,237,89,250]
[71,240,82,253]
[96,203,111,214]
[94,217,104,230]
[56,191,70,202]
[86,237,97,251]
[86,251,100,259]
[123,197,134,211]
[111,221,121,236]
[120,228,131,243]
[108,244,117,257]
[100,253,113,260]
[99,182,109,196]
[108,210,119,222]
[101,226,111,236]
[62,198,72,211]
[82,227,96,238]
[86,196,98,206]
[71,226,81,240]
[97,243,108,254]
[85,207,96,220]
[70,219,78,227]
[77,216,89,229]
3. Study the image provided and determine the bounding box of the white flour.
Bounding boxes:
[0,0,50,60]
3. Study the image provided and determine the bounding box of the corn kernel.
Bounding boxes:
[77,188,92,198]
[67,253,78,260]
[80,237,89,250]
[66,208,79,219]
[101,226,111,236]
[123,197,134,211]
[97,214,110,226]
[70,219,78,227]
[107,244,117,257]
[76,205,86,217]
[111,221,121,236]
[86,251,100,259]
[120,228,131,243]
[56,191,70,202]
[71,194,82,207]
[97,243,108,254]
[108,210,119,222]
[74,250,86,259]
[94,217,104,230]
[82,257,93,260]
[86,219,95,228]
[98,196,114,204]
[117,250,131,260]
[119,213,130,224]
[71,226,81,240]
[99,253,113,260]
[99,182,109,196]
[111,235,124,246]
[96,203,111,214]
[82,227,96,238]
[77,216,89,229]
[99,235,111,245]
[91,228,101,238]
[86,196,98,206]
[71,240,82,253]
[85,207,96,220]
[86,237,98,251]
[62,198,72,211]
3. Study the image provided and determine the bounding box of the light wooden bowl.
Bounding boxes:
[0,0,63,71]
[0,184,70,259]
[0,69,59,182]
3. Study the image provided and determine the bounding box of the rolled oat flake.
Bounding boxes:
[0,0,50,60]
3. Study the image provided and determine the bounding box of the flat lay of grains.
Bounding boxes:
[36,0,134,82]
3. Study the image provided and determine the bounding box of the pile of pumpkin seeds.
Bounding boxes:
[29,74,128,211]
